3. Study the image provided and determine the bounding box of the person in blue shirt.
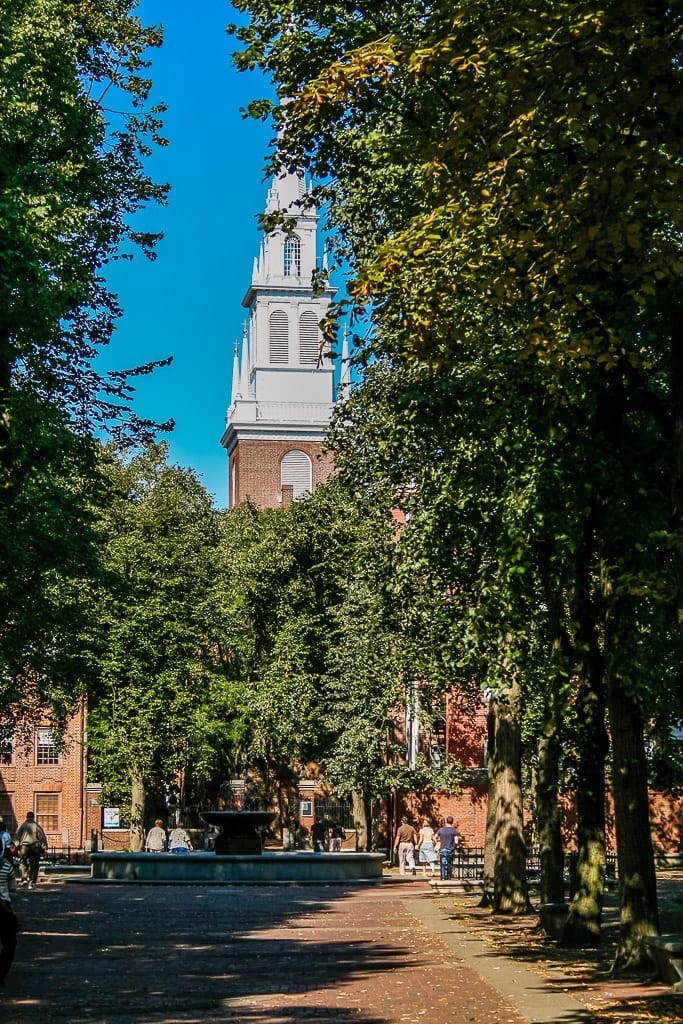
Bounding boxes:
[435,817,460,880]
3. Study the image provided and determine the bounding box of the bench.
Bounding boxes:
[646,934,683,989]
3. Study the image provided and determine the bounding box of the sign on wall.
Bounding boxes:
[102,807,120,829]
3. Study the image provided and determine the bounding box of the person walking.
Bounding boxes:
[393,816,417,876]
[435,816,460,880]
[311,818,327,853]
[0,820,11,857]
[145,819,167,853]
[14,811,47,889]
[167,824,193,854]
[416,817,438,877]
[0,843,19,985]
[329,822,346,852]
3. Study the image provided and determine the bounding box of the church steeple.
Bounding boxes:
[220,163,336,509]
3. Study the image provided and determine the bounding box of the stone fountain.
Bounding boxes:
[89,809,385,884]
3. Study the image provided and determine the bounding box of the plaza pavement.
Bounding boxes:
[0,872,612,1024]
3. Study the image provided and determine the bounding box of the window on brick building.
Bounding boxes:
[281,450,312,501]
[0,794,15,833]
[230,457,237,510]
[35,728,59,766]
[35,793,59,833]
[0,732,12,765]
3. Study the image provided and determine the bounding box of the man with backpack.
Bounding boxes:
[14,812,47,889]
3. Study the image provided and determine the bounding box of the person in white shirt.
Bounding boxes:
[167,825,193,855]
[145,820,167,853]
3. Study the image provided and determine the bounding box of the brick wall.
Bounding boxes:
[445,694,488,768]
[0,703,86,848]
[230,440,334,508]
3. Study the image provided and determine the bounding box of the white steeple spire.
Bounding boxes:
[221,115,338,509]
[239,322,250,398]
[230,341,240,404]
[339,326,351,397]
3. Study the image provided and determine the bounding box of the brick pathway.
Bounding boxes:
[4,879,527,1024]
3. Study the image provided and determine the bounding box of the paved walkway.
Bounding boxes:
[2,874,599,1024]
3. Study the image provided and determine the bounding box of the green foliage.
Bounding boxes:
[235,0,683,764]
[0,0,169,432]
[0,0,169,723]
[234,0,683,940]
[214,481,402,799]
[87,444,224,806]
[0,404,102,726]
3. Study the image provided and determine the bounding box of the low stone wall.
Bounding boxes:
[90,850,385,884]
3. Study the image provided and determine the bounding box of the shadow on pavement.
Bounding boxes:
[4,882,430,1023]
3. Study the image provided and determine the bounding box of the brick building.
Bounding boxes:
[0,702,89,852]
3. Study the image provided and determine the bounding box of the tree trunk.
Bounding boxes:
[370,798,380,851]
[480,708,496,907]
[490,677,531,914]
[351,789,369,851]
[670,307,683,631]
[129,767,146,852]
[561,667,608,947]
[536,722,565,905]
[604,623,660,970]
[536,585,572,907]
[562,523,609,948]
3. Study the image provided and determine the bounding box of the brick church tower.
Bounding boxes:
[220,167,339,509]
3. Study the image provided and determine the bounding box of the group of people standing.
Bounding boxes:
[144,819,193,854]
[310,819,346,852]
[393,815,460,880]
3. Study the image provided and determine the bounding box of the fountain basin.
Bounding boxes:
[90,850,385,884]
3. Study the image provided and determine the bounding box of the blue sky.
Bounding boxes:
[102,1,279,508]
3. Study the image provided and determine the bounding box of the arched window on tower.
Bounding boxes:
[269,310,289,364]
[283,235,301,276]
[299,311,319,365]
[281,450,312,502]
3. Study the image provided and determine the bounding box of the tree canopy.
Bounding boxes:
[0,0,170,719]
[232,0,683,958]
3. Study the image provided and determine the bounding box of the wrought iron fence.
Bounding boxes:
[47,846,90,866]
[443,848,618,883]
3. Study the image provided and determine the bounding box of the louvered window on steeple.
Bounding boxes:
[281,450,312,501]
[283,235,301,276]
[299,311,319,365]
[269,310,289,364]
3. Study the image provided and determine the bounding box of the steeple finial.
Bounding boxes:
[230,340,241,404]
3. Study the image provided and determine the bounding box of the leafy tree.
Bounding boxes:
[0,0,169,718]
[233,0,683,961]
[210,481,404,848]
[87,445,223,850]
